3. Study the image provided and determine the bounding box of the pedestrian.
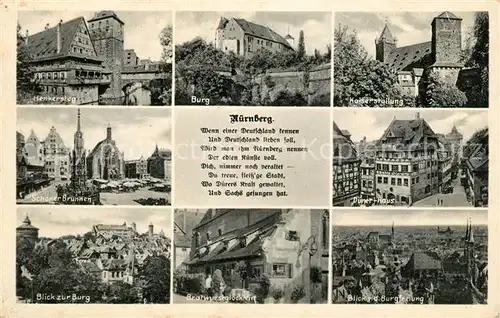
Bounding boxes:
[205,273,213,297]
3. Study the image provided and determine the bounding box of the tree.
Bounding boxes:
[333,24,398,106]
[297,30,306,60]
[139,255,170,303]
[104,281,140,304]
[17,23,38,104]
[422,72,467,107]
[463,127,488,159]
[462,12,489,107]
[269,90,307,106]
[159,25,173,63]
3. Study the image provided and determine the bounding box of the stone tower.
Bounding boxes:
[429,12,463,84]
[88,11,124,99]
[16,214,39,240]
[431,11,462,66]
[71,108,87,188]
[148,222,154,238]
[375,24,397,63]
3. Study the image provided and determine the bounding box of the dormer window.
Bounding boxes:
[239,236,246,248]
[218,228,222,236]
[206,232,210,241]
[286,230,299,241]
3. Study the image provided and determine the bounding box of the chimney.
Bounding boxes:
[25,30,29,45]
[106,124,111,141]
[416,112,420,119]
[45,23,50,30]
[56,20,62,54]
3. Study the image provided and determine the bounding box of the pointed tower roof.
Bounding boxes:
[436,11,461,20]
[28,129,39,141]
[378,24,396,43]
[24,214,32,225]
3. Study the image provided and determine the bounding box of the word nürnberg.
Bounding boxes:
[230,114,273,124]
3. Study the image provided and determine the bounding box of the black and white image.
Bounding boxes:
[331,209,488,304]
[175,11,331,106]
[334,12,489,107]
[17,11,172,106]
[333,109,488,207]
[173,209,329,304]
[17,107,172,206]
[16,207,171,303]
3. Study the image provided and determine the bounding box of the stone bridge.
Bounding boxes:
[120,67,169,105]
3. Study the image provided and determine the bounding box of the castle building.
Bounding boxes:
[26,18,111,105]
[147,145,171,181]
[88,11,125,99]
[375,12,464,97]
[16,215,39,240]
[70,108,87,187]
[215,17,294,58]
[124,155,149,179]
[374,113,440,205]
[86,124,125,180]
[123,49,139,67]
[333,122,361,206]
[93,222,136,239]
[43,126,70,181]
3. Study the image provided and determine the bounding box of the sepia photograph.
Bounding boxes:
[16,107,172,206]
[17,11,173,106]
[173,209,329,304]
[333,11,489,107]
[175,11,331,106]
[331,209,488,304]
[16,207,172,304]
[333,109,488,207]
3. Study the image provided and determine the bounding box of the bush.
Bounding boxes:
[422,73,468,107]
[269,90,307,106]
[290,285,306,303]
[309,92,330,106]
[175,273,206,295]
[254,274,271,303]
[310,266,323,284]
[270,284,284,302]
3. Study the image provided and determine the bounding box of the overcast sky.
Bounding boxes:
[333,109,488,143]
[176,11,331,54]
[17,107,172,160]
[335,11,478,59]
[18,11,172,61]
[332,209,488,226]
[17,207,172,239]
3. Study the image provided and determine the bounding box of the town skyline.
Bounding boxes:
[175,11,331,54]
[17,108,172,160]
[17,207,172,239]
[18,11,172,62]
[335,11,477,59]
[333,109,488,143]
[332,209,488,226]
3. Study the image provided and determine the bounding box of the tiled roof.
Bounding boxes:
[233,18,292,50]
[378,25,395,43]
[27,17,102,63]
[385,42,432,72]
[378,118,437,146]
[333,121,358,161]
[88,11,124,24]
[435,11,461,20]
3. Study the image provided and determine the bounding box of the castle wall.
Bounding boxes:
[252,71,307,104]
[308,64,331,105]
